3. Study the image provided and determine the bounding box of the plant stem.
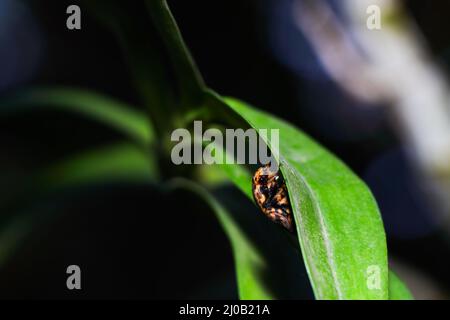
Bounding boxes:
[146,0,206,110]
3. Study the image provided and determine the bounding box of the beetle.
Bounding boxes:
[252,163,295,232]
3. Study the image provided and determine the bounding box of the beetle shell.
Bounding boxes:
[252,163,294,232]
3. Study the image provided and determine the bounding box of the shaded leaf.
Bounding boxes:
[0,87,152,145]
[145,0,205,108]
[389,271,414,300]
[0,142,158,268]
[166,178,312,300]
[37,142,158,190]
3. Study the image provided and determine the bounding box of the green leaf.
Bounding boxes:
[202,93,388,299]
[200,163,413,299]
[0,87,153,145]
[166,178,275,299]
[389,271,414,300]
[197,144,253,199]
[37,142,158,190]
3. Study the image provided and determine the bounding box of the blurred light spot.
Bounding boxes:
[265,0,345,80]
[0,0,44,92]
[263,0,385,141]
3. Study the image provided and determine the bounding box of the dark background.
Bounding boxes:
[0,0,449,298]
